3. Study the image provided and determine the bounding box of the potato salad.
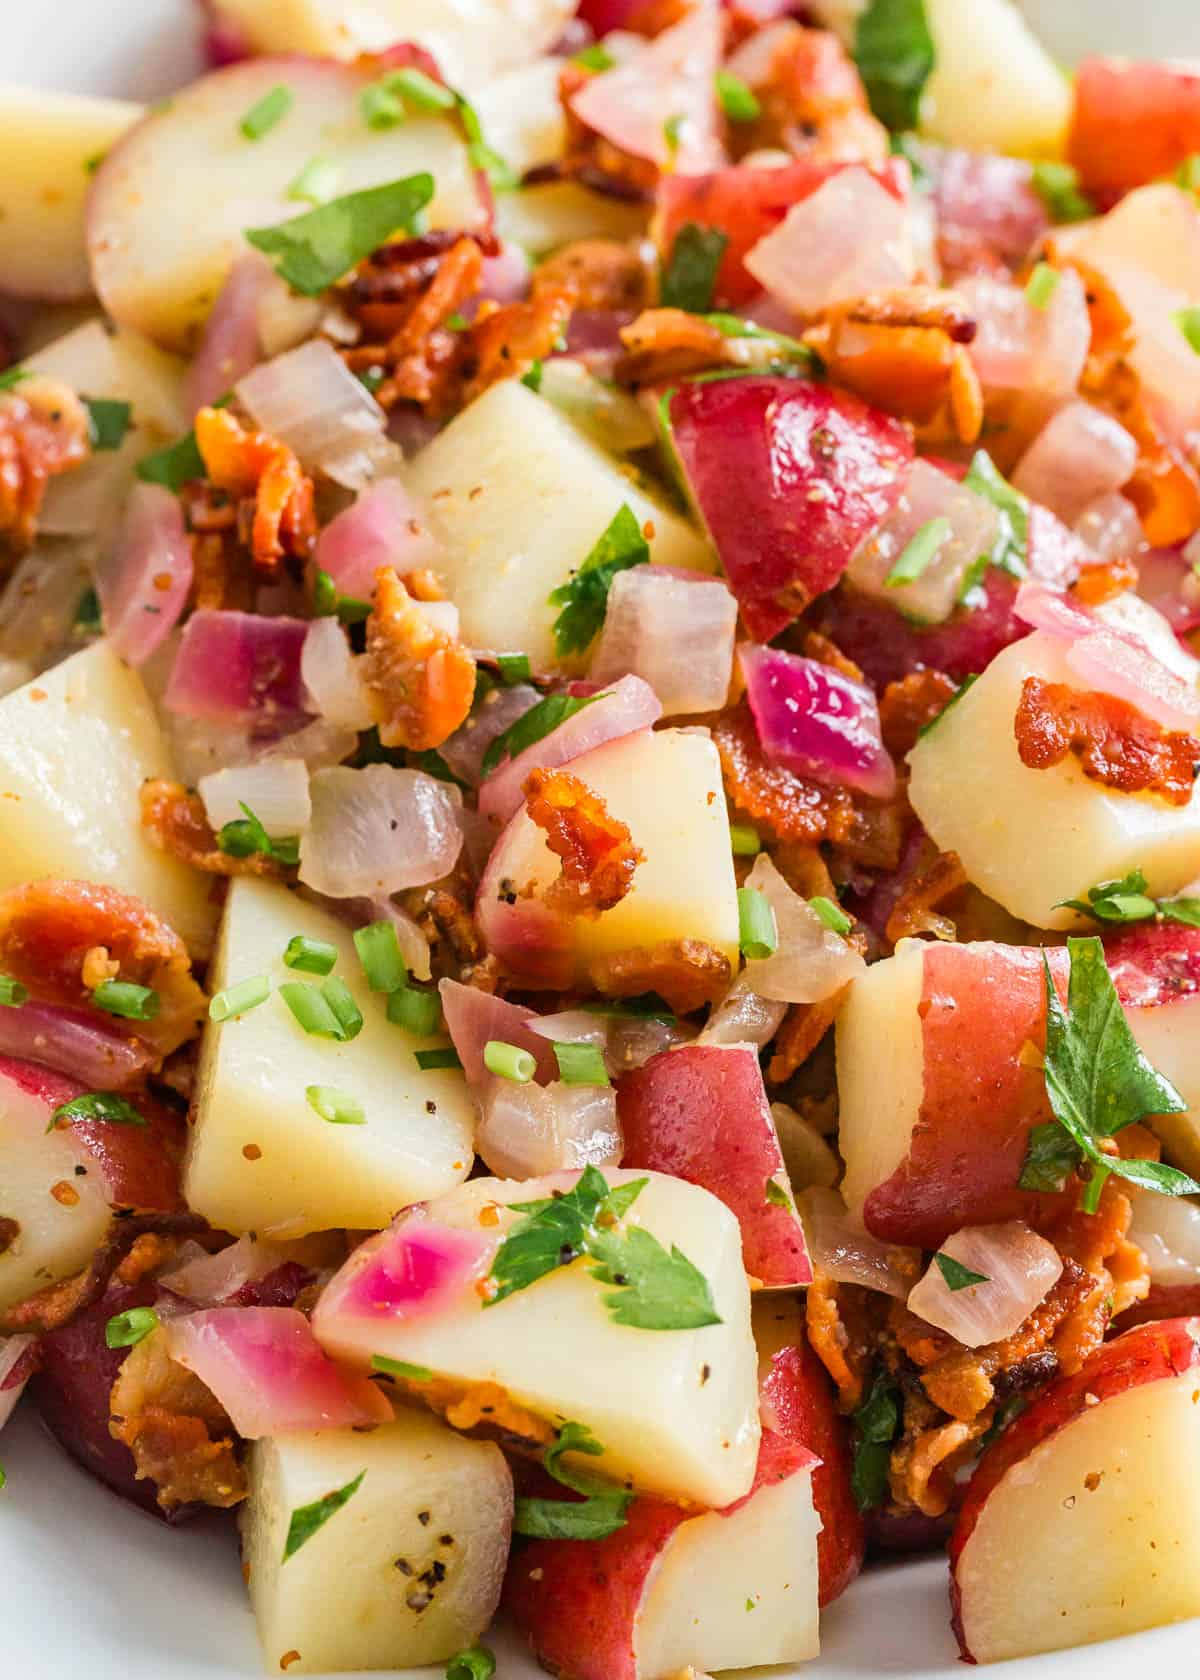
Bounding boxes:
[3,0,1200,1674]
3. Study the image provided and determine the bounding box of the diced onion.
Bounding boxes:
[164,610,309,723]
[770,1101,840,1192]
[700,980,788,1048]
[184,251,271,416]
[1012,402,1138,528]
[607,1012,697,1071]
[848,459,1000,626]
[439,979,558,1087]
[745,168,914,318]
[95,482,193,667]
[589,568,738,716]
[159,1235,312,1305]
[526,1010,609,1047]
[1125,1192,1200,1286]
[958,269,1089,403]
[907,1221,1063,1347]
[314,477,443,602]
[301,617,375,731]
[299,765,462,899]
[739,643,896,799]
[799,1187,919,1299]
[738,854,865,1004]
[1075,492,1145,564]
[236,339,400,490]
[475,1077,623,1179]
[439,682,541,788]
[198,758,311,839]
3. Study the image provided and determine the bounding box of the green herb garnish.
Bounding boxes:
[738,886,778,960]
[481,691,603,778]
[548,504,650,656]
[934,1253,990,1291]
[372,1355,434,1382]
[513,1420,635,1541]
[962,449,1029,578]
[552,1041,610,1087]
[854,0,936,132]
[218,802,300,867]
[809,895,853,936]
[446,1646,497,1680]
[850,1367,902,1511]
[246,174,434,296]
[104,1307,160,1349]
[283,1471,365,1561]
[885,516,951,588]
[209,974,270,1023]
[305,1085,366,1125]
[1025,263,1061,311]
[84,398,132,452]
[660,222,729,313]
[48,1091,146,1132]
[92,980,159,1022]
[715,69,761,123]
[1030,161,1095,225]
[484,1039,537,1083]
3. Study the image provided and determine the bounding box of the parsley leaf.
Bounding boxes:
[1160,898,1200,928]
[660,223,729,313]
[48,1091,146,1132]
[136,426,205,492]
[282,1470,365,1561]
[962,449,1029,579]
[513,1420,635,1541]
[586,1225,721,1330]
[764,1178,792,1209]
[934,1253,990,1292]
[246,174,434,296]
[854,0,936,132]
[218,802,300,867]
[850,1367,901,1511]
[548,504,650,656]
[84,398,132,452]
[488,1165,626,1305]
[480,691,603,779]
[1056,868,1158,925]
[0,366,30,392]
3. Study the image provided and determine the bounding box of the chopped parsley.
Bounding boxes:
[218,802,300,867]
[715,69,760,123]
[548,504,650,656]
[520,359,544,393]
[48,1091,145,1132]
[481,691,603,778]
[135,427,206,493]
[74,586,102,634]
[962,449,1029,578]
[660,222,729,313]
[0,366,30,392]
[764,1178,792,1210]
[933,1253,990,1292]
[238,84,293,141]
[513,1420,635,1541]
[487,1165,721,1330]
[850,1367,902,1511]
[572,44,615,71]
[854,0,936,132]
[84,398,132,452]
[246,174,435,296]
[283,1470,365,1561]
[1030,161,1095,225]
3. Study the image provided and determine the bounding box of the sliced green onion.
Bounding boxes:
[306,1085,366,1125]
[663,113,684,156]
[1175,306,1200,356]
[386,67,456,112]
[0,1463,6,1491]
[336,595,372,626]
[354,920,407,994]
[484,1040,537,1083]
[496,652,532,684]
[371,1354,433,1381]
[387,985,441,1036]
[520,360,544,393]
[239,84,293,141]
[279,981,344,1038]
[209,974,270,1023]
[552,1042,610,1087]
[312,568,339,616]
[105,1306,160,1349]
[322,977,364,1042]
[360,82,406,129]
[284,935,338,975]
[446,1646,497,1680]
[572,43,615,71]
[92,980,160,1021]
[714,69,761,123]
[738,886,778,960]
[288,156,341,205]
[885,516,951,588]
[729,823,761,857]
[1025,263,1061,310]
[0,976,27,1007]
[809,895,853,936]
[415,1046,463,1071]
[0,366,30,392]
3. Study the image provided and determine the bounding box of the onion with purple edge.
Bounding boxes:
[739,643,896,800]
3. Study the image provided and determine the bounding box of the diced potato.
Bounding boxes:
[835,940,925,1226]
[496,181,649,256]
[1124,996,1200,1179]
[473,58,565,177]
[907,629,1200,929]
[0,643,217,956]
[186,878,474,1237]
[242,1413,513,1675]
[921,0,1072,159]
[0,87,140,299]
[406,381,714,671]
[314,1170,761,1508]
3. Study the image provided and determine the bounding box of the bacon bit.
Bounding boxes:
[1074,555,1139,607]
[376,236,484,409]
[81,944,120,990]
[463,282,576,407]
[523,767,643,917]
[615,307,742,387]
[280,1654,301,1672]
[0,376,90,551]
[805,308,983,444]
[884,849,967,947]
[889,1410,990,1519]
[805,1274,880,1413]
[729,24,888,167]
[559,61,659,200]
[535,239,651,314]
[878,669,959,758]
[0,1212,203,1336]
[837,286,978,343]
[114,1232,174,1286]
[587,939,731,1015]
[194,406,316,573]
[50,1180,80,1206]
[1014,674,1200,806]
[0,1217,18,1256]
[402,567,445,603]
[0,879,206,1059]
[140,778,289,880]
[110,1329,245,1509]
[767,990,845,1084]
[362,566,476,751]
[402,873,485,973]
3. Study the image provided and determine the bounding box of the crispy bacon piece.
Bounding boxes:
[109,1327,244,1510]
[730,24,888,167]
[889,1404,990,1519]
[0,1213,202,1336]
[0,376,90,551]
[1014,675,1200,806]
[884,849,967,946]
[140,778,289,880]
[805,301,984,444]
[193,406,316,573]
[586,938,732,1015]
[463,281,577,406]
[375,236,484,409]
[767,991,844,1085]
[535,238,650,313]
[523,766,643,917]
[362,565,476,750]
[878,668,960,757]
[559,61,659,200]
[615,307,741,386]
[0,880,206,1059]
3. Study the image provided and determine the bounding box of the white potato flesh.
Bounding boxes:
[473,58,565,177]
[1124,996,1200,1178]
[209,0,573,87]
[242,1414,513,1675]
[0,1071,111,1313]
[185,878,474,1237]
[405,381,715,673]
[635,1467,821,1676]
[920,0,1072,158]
[0,87,140,299]
[487,728,741,978]
[834,939,925,1226]
[313,1170,761,1508]
[0,643,217,956]
[495,181,649,257]
[908,629,1200,930]
[955,1371,1200,1662]
[88,58,483,353]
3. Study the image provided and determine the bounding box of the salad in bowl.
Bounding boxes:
[2,0,1200,1675]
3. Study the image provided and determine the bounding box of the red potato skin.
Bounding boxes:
[948,1316,1200,1659]
[618,1044,812,1286]
[668,375,913,641]
[1118,1282,1200,1332]
[1068,57,1200,200]
[504,1431,816,1680]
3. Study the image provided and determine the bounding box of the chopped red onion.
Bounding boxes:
[1012,402,1138,528]
[94,483,193,667]
[301,617,374,732]
[184,251,270,416]
[235,339,400,490]
[198,758,311,839]
[739,643,896,800]
[314,477,443,602]
[1075,492,1145,564]
[1067,626,1200,732]
[476,1076,622,1179]
[159,1236,311,1306]
[438,978,558,1088]
[745,168,914,318]
[165,610,309,723]
[907,1221,1063,1347]
[478,240,531,307]
[0,999,154,1090]
[799,1187,919,1299]
[1012,579,1097,641]
[589,568,737,716]
[847,459,1000,626]
[607,1012,697,1072]
[439,682,541,787]
[299,765,462,899]
[958,268,1090,403]
[738,854,865,1004]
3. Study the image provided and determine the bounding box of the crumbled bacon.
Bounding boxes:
[805,304,984,444]
[368,236,483,410]
[0,376,90,551]
[878,669,960,758]
[615,308,744,387]
[1014,674,1200,806]
[109,1327,244,1509]
[727,24,888,167]
[463,281,576,406]
[587,939,733,1016]
[362,565,477,750]
[559,61,660,200]
[140,779,290,880]
[523,766,643,916]
[0,1213,202,1336]
[889,1405,990,1519]
[193,406,316,573]
[0,879,206,1058]
[535,239,651,314]
[767,990,845,1084]
[884,849,967,946]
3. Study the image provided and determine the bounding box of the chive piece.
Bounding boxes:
[0,366,30,391]
[416,1046,463,1071]
[885,516,951,587]
[714,69,761,123]
[496,652,531,684]
[306,1084,366,1125]
[572,43,615,71]
[361,82,406,130]
[288,156,341,205]
[0,976,27,1007]
[1025,263,1061,310]
[809,895,853,936]
[552,1041,610,1087]
[371,1354,434,1382]
[0,1463,5,1491]
[520,360,544,393]
[246,174,434,297]
[209,974,270,1023]
[1029,160,1095,224]
[387,985,441,1036]
[322,977,364,1042]
[284,935,338,975]
[48,1091,146,1132]
[283,1471,365,1561]
[1175,307,1200,356]
[455,92,518,192]
[354,920,408,995]
[663,113,684,156]
[484,1039,537,1083]
[92,980,160,1021]
[738,886,778,959]
[446,1646,497,1680]
[336,595,372,625]
[240,84,293,141]
[312,568,338,615]
[279,980,344,1038]
[84,398,133,452]
[729,824,761,857]
[105,1307,160,1349]
[386,67,456,112]
[1177,154,1200,193]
